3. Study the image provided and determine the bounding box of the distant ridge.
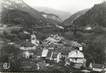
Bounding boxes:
[73,1,106,27]
[63,9,89,26]
[34,7,71,21]
[1,0,63,28]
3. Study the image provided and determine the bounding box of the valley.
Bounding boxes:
[0,0,106,73]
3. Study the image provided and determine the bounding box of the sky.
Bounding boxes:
[24,0,103,13]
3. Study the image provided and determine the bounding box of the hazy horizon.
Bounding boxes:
[24,0,104,14]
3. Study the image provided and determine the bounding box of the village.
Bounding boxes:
[0,30,105,73]
[0,0,106,73]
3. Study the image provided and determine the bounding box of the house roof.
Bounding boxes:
[21,41,35,47]
[68,50,84,58]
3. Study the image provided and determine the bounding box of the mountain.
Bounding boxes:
[40,12,65,29]
[71,2,106,64]
[73,2,106,28]
[1,0,63,28]
[63,9,89,26]
[62,2,106,64]
[34,7,71,21]
[0,0,65,42]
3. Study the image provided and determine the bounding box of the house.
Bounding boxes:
[70,41,83,51]
[68,50,85,63]
[22,51,34,59]
[31,33,39,46]
[41,47,62,63]
[41,48,54,60]
[85,26,92,30]
[91,64,104,72]
[67,50,86,69]
[41,48,49,58]
[40,34,64,62]
[20,42,36,50]
[20,39,37,50]
[43,34,63,45]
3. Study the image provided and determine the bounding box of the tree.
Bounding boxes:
[84,35,106,64]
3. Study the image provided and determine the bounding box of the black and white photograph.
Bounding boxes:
[0,0,106,73]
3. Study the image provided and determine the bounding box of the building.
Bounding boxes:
[31,33,39,46]
[43,34,63,46]
[90,64,104,72]
[22,51,34,59]
[41,48,49,58]
[66,49,86,69]
[20,41,36,50]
